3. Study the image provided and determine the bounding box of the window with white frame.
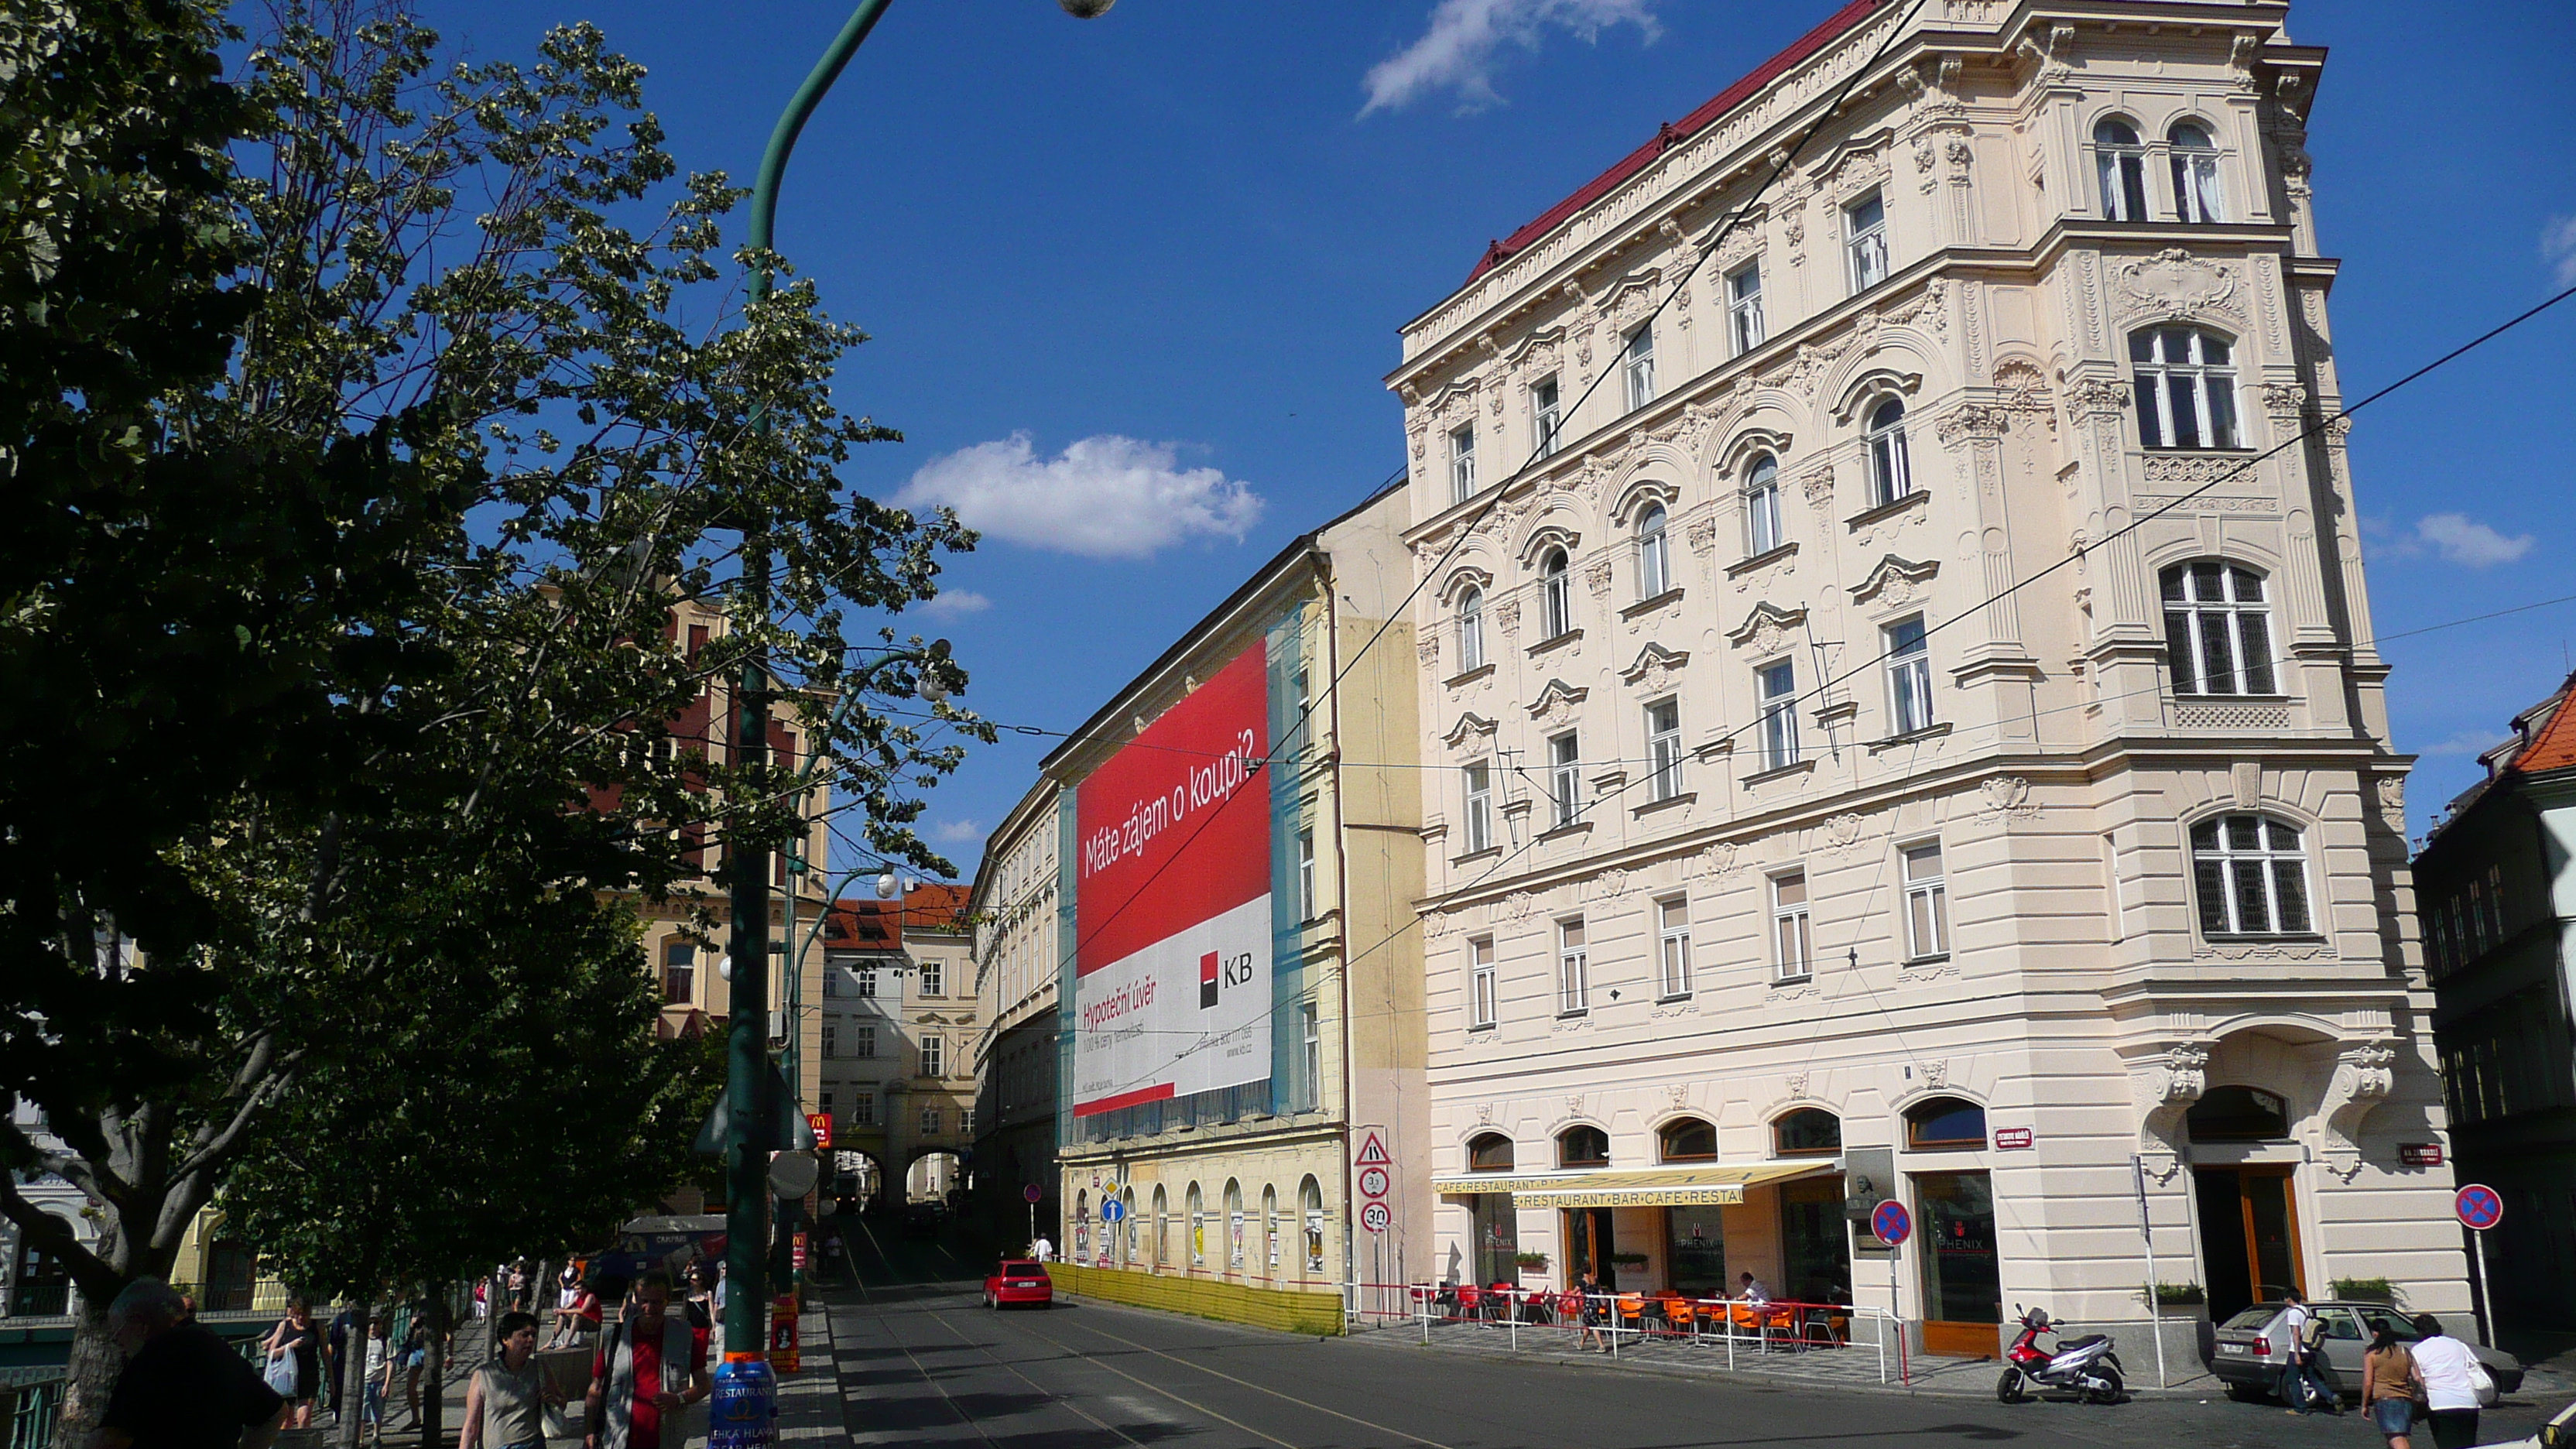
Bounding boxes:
[920,1034,944,1077]
[1297,829,1317,921]
[1903,842,1949,960]
[1744,454,1783,556]
[1729,263,1766,354]
[1532,377,1562,457]
[1300,1000,1321,1110]
[921,1105,941,1135]
[1548,732,1582,828]
[1457,586,1487,673]
[1461,761,1493,853]
[920,959,943,996]
[2169,121,2225,223]
[1540,547,1574,639]
[1468,937,1497,1029]
[1556,918,1589,1014]
[1623,324,1656,410]
[1646,699,1684,801]
[1656,896,1693,999]
[1449,424,1476,504]
[1886,615,1933,734]
[1758,660,1799,771]
[852,1090,875,1126]
[1865,397,1912,505]
[855,964,877,998]
[2160,561,2276,695]
[2093,117,2148,220]
[854,1023,876,1059]
[1846,192,1888,292]
[2190,814,2313,937]
[2130,327,2241,449]
[1772,872,1813,980]
[820,1022,838,1059]
[961,1107,974,1135]
[1291,668,1311,757]
[1633,503,1671,599]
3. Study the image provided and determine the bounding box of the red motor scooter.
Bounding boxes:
[1997,1305,2125,1404]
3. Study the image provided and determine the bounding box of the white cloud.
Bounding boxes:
[895,433,1264,560]
[2421,730,2501,758]
[2416,512,2535,569]
[918,589,991,618]
[1362,0,1660,116]
[2543,215,2576,288]
[930,819,984,845]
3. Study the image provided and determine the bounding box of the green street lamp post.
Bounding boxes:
[714,2,1106,1440]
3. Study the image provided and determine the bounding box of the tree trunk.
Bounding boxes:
[57,1293,125,1449]
[338,1300,375,1449]
[418,1290,450,1449]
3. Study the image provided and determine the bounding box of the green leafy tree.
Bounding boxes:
[0,4,982,1440]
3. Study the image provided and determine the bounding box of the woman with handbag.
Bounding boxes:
[2360,1324,2424,1449]
[2407,1314,2492,1449]
[262,1299,324,1427]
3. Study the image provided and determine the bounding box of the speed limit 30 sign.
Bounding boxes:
[1360,1201,1391,1234]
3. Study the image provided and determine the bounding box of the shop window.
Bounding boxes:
[1904,1096,1987,1150]
[1467,1132,1515,1172]
[1773,1108,1842,1156]
[2187,1084,2290,1142]
[1658,1117,1718,1163]
[1558,1124,1610,1168]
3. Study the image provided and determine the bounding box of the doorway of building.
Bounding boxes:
[1564,1208,1618,1289]
[1778,1173,1852,1304]
[2195,1165,2304,1322]
[1914,1170,2002,1357]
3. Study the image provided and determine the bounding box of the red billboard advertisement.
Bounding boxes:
[1072,642,1272,1117]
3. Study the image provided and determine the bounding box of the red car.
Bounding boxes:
[984,1259,1053,1309]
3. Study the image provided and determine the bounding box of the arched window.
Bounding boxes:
[1743,454,1783,557]
[1075,1190,1090,1259]
[1467,1132,1515,1172]
[1658,1117,1718,1163]
[1224,1180,1245,1270]
[1300,1175,1325,1275]
[1262,1184,1280,1273]
[1636,503,1672,599]
[1540,547,1574,639]
[2188,1085,2290,1142]
[1153,1184,1170,1269]
[1458,586,1486,673]
[2160,561,2276,695]
[1122,1187,1139,1266]
[2130,326,2241,449]
[1558,1124,1611,1168]
[2191,814,2312,937]
[1904,1096,1986,1150]
[1773,1108,1842,1156]
[2094,117,2147,221]
[1866,398,1912,506]
[2169,121,2225,223]
[1187,1182,1205,1267]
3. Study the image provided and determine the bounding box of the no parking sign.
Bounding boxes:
[1871,1199,1913,1248]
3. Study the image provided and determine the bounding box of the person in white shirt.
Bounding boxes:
[2278,1288,2336,1414]
[2407,1314,2485,1449]
[1030,1235,1053,1263]
[1736,1273,1771,1306]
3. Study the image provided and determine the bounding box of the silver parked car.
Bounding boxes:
[2210,1300,2524,1403]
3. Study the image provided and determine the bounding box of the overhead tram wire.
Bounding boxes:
[1057,279,2576,1101]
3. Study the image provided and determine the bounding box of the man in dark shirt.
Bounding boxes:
[100,1279,287,1449]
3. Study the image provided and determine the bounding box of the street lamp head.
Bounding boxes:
[877,872,899,899]
[1060,0,1115,15]
[917,637,954,704]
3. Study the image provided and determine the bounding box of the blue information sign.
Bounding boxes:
[2454,1184,2503,1231]
[1871,1199,1913,1248]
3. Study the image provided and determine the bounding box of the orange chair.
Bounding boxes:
[1553,1289,1584,1326]
[1663,1297,1697,1338]
[1615,1293,1645,1341]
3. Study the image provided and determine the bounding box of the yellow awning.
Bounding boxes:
[1431,1162,1835,1208]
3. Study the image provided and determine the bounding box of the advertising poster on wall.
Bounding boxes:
[1071,643,1273,1118]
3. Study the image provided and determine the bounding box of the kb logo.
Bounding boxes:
[1199,950,1254,1009]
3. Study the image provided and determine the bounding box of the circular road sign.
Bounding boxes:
[1101,1198,1125,1224]
[1360,1201,1392,1234]
[2455,1184,2504,1231]
[1358,1166,1391,1200]
[1023,1183,1043,1204]
[1871,1199,1913,1248]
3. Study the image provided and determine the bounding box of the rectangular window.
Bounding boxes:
[920,959,944,997]
[1657,896,1693,999]
[1847,192,1889,292]
[1623,324,1656,411]
[1728,263,1766,355]
[853,1091,875,1126]
[2487,865,2506,944]
[1468,937,1498,1029]
[1549,732,1582,827]
[1450,425,1477,505]
[961,1107,975,1136]
[1297,829,1317,921]
[2103,833,2126,944]
[1557,919,1589,1015]
[820,964,841,999]
[1462,761,1493,854]
[820,1022,838,1060]
[855,1023,877,1059]
[1300,1000,1321,1111]
[1291,668,1311,758]
[1772,872,1813,981]
[1886,616,1933,735]
[2468,882,2487,954]
[920,1035,944,1077]
[1533,377,1562,457]
[662,942,697,1005]
[856,964,878,999]
[1646,699,1684,801]
[1759,661,1799,771]
[1903,843,1950,960]
[921,1106,940,1135]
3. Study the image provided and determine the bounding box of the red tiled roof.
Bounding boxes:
[824,885,971,946]
[2508,676,2576,776]
[1464,0,1886,284]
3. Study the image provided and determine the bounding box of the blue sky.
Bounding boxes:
[411,0,2576,877]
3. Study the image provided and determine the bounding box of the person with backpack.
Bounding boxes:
[2361,1322,2424,1449]
[2278,1288,2338,1414]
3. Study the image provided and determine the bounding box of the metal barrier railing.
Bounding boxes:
[1405,1285,1906,1385]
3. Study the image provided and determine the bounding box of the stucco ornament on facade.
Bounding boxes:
[2321,1040,2398,1180]
[2115,248,2244,324]
[2130,1043,2211,1175]
[1975,776,2037,820]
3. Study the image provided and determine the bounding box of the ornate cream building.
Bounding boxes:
[969,779,1065,1246]
[1394,0,2460,1358]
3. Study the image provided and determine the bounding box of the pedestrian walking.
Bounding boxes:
[2406,1314,2487,1449]
[1572,1270,1607,1351]
[584,1272,709,1449]
[400,1310,435,1428]
[2360,1323,2424,1449]
[261,1299,324,1428]
[474,1279,491,1320]
[98,1279,288,1449]
[1029,1235,1053,1263]
[680,1263,717,1333]
[327,1303,361,1420]
[2279,1287,2338,1414]
[361,1317,395,1439]
[458,1311,560,1449]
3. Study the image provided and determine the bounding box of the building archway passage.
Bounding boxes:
[833,1150,887,1213]
[907,1150,965,1206]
